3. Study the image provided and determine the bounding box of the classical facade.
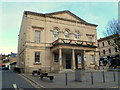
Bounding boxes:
[98,34,120,67]
[17,10,99,73]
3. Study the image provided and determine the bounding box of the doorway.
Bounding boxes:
[66,54,71,69]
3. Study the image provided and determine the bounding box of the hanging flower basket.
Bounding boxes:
[52,42,56,45]
[62,39,71,44]
[52,40,59,45]
[69,40,72,44]
[56,40,59,43]
[86,42,94,46]
[91,42,95,45]
[75,41,83,46]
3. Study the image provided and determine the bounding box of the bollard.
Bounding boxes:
[103,71,105,83]
[91,72,93,85]
[65,73,67,86]
[113,70,116,81]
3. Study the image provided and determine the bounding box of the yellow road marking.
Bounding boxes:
[18,74,42,89]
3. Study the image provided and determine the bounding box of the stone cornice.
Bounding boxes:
[24,11,98,27]
[32,26,44,29]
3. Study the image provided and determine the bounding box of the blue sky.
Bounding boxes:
[0,2,118,54]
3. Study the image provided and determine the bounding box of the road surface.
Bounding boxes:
[2,70,37,89]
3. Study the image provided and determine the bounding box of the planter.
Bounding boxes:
[75,69,87,82]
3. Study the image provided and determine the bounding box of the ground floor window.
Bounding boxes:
[90,55,95,64]
[77,54,82,64]
[54,53,59,62]
[35,52,40,63]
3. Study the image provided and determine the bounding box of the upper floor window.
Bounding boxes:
[114,39,116,44]
[35,30,40,43]
[108,40,110,45]
[65,30,70,38]
[35,52,40,63]
[102,42,104,47]
[115,47,118,52]
[75,32,80,40]
[109,48,111,53]
[88,36,93,42]
[103,50,105,54]
[53,27,59,41]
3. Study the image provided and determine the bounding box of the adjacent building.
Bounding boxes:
[98,34,120,67]
[1,52,17,69]
[17,10,99,73]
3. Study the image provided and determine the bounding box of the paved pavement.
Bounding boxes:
[2,70,37,89]
[22,70,119,88]
[0,70,2,90]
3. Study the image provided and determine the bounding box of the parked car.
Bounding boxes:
[2,65,9,70]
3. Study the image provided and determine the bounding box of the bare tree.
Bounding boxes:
[105,19,119,36]
[103,19,120,67]
[104,19,120,51]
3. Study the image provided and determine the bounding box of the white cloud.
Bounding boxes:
[0,46,17,55]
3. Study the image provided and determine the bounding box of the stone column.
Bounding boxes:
[94,51,97,65]
[94,51,98,70]
[50,52,54,71]
[81,50,85,69]
[59,47,63,71]
[72,49,76,70]
[83,50,87,69]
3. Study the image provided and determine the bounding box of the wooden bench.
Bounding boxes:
[32,69,41,75]
[40,73,54,80]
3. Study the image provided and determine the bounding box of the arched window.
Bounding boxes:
[53,27,59,41]
[65,29,70,38]
[75,31,80,39]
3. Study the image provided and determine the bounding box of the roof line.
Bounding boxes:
[24,10,98,27]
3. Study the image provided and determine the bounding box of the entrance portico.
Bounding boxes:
[51,44,97,71]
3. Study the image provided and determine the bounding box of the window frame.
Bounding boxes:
[77,54,82,64]
[34,52,40,63]
[88,36,93,42]
[53,27,59,41]
[102,42,104,47]
[103,50,105,55]
[74,32,80,40]
[90,55,95,64]
[115,47,118,52]
[109,48,111,53]
[108,40,110,45]
[64,30,70,39]
[54,53,59,62]
[35,30,40,43]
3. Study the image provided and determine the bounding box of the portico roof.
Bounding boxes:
[50,38,97,52]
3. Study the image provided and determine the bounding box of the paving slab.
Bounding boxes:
[22,71,119,88]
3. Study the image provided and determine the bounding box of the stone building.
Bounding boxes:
[17,10,99,73]
[98,34,120,67]
[1,53,17,69]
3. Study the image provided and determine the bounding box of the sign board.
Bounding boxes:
[59,56,62,63]
[84,56,86,61]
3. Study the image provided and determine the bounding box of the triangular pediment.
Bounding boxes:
[25,10,97,26]
[46,10,87,24]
